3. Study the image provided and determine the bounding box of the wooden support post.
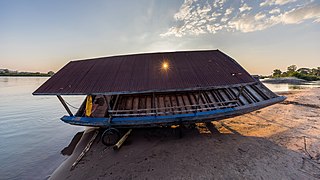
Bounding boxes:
[113,129,132,150]
[112,95,120,110]
[57,95,73,116]
[196,89,201,112]
[153,92,158,116]
[237,86,245,100]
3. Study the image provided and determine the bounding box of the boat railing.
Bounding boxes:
[108,100,239,117]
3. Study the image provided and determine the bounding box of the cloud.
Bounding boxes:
[161,0,320,37]
[225,7,234,16]
[239,3,252,12]
[281,3,320,24]
[260,0,297,7]
[269,8,281,14]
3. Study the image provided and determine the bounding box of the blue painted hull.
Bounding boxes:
[61,96,285,128]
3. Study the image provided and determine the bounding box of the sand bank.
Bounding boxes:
[51,88,320,179]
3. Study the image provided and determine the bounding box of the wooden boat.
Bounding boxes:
[33,50,285,145]
[60,82,284,128]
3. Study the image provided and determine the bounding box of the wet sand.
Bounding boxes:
[51,88,320,179]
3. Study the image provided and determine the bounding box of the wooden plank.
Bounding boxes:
[201,92,211,107]
[139,96,146,113]
[223,89,233,100]
[158,96,165,114]
[211,90,224,106]
[175,95,183,113]
[243,88,258,103]
[218,89,230,102]
[237,87,253,104]
[170,95,179,113]
[146,96,152,114]
[177,95,187,112]
[103,95,110,117]
[246,86,264,102]
[153,93,158,115]
[197,93,206,110]
[230,88,247,105]
[209,90,219,102]
[120,96,128,110]
[164,95,172,114]
[125,97,133,110]
[113,129,132,150]
[182,95,192,110]
[132,97,139,112]
[224,88,241,106]
[204,91,216,106]
[254,83,277,98]
[188,93,198,112]
[250,84,269,100]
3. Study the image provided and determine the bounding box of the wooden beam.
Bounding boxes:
[153,92,158,116]
[57,95,73,116]
[112,94,120,110]
[71,129,99,170]
[237,86,244,100]
[113,129,132,150]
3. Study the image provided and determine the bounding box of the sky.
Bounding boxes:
[0,0,319,75]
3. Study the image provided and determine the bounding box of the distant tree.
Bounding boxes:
[3,69,9,73]
[297,68,311,75]
[273,69,282,77]
[287,65,297,73]
[281,72,288,77]
[311,68,320,76]
[47,71,55,76]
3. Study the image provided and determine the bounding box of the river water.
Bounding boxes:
[0,77,319,180]
[0,77,84,180]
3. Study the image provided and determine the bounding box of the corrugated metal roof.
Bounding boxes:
[33,50,256,95]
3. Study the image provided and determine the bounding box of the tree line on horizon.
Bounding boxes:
[272,65,320,81]
[0,68,54,77]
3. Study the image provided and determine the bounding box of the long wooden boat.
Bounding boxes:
[61,82,284,128]
[33,50,285,144]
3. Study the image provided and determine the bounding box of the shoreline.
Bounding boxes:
[260,77,320,85]
[50,87,320,179]
[0,75,51,77]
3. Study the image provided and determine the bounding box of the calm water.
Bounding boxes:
[1,77,319,180]
[0,77,84,180]
[263,81,320,92]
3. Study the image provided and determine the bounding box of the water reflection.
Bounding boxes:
[262,82,320,92]
[0,77,85,180]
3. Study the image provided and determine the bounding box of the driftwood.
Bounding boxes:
[303,136,313,160]
[113,129,132,150]
[70,130,99,170]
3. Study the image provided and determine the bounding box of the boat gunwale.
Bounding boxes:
[61,96,286,128]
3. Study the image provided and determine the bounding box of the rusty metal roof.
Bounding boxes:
[33,50,256,95]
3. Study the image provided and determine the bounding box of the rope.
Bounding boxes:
[65,100,79,109]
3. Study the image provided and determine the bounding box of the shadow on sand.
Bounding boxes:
[51,124,320,180]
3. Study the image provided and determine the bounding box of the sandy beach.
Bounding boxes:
[51,87,320,179]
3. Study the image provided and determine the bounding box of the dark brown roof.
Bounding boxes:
[33,50,256,95]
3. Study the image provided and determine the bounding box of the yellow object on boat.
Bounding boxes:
[85,95,93,117]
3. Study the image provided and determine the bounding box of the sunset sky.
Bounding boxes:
[1,0,319,75]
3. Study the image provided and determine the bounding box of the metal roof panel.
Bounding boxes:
[33,50,256,95]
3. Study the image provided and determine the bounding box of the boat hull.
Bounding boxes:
[61,96,285,128]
